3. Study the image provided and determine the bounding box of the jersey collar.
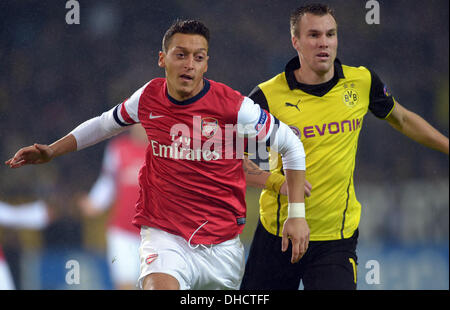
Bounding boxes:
[166,78,211,106]
[285,56,345,92]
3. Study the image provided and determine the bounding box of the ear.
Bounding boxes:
[158,51,165,68]
[291,36,300,53]
[204,55,209,73]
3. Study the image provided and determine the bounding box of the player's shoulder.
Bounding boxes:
[143,78,165,91]
[258,72,287,91]
[207,78,238,93]
[126,78,165,101]
[207,79,244,101]
[133,78,167,104]
[341,63,372,79]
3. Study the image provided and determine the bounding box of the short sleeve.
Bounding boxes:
[368,69,396,119]
[113,82,150,126]
[248,86,270,112]
[237,96,275,142]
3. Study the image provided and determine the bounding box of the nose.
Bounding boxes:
[318,34,329,48]
[184,55,195,70]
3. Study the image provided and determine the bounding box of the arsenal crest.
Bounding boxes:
[201,117,219,138]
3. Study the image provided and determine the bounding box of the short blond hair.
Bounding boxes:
[290,3,336,38]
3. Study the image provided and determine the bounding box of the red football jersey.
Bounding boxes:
[107,135,147,234]
[119,78,247,244]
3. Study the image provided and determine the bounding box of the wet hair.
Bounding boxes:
[162,19,210,53]
[290,3,336,38]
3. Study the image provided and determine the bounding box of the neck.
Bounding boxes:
[167,80,205,102]
[294,61,335,85]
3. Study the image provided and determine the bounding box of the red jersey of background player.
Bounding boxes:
[81,125,148,234]
[104,135,147,234]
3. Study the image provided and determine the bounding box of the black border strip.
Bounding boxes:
[113,104,132,127]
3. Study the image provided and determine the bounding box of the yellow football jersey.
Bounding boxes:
[252,57,395,241]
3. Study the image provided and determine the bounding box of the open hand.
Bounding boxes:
[5,144,54,168]
[281,217,310,263]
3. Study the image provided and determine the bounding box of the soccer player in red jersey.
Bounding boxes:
[78,124,148,290]
[6,20,308,290]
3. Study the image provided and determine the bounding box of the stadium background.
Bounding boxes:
[0,0,448,289]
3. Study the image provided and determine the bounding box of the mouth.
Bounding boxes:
[180,74,194,82]
[316,52,330,60]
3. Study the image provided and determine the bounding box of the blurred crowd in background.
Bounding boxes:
[0,0,448,289]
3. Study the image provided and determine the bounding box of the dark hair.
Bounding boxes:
[290,3,336,38]
[162,19,210,52]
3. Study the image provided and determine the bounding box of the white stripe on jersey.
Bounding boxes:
[117,82,150,125]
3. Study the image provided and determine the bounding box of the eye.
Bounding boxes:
[176,53,185,59]
[195,55,205,61]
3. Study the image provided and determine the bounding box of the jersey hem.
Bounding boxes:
[133,219,241,245]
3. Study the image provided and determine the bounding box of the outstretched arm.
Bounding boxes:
[5,134,77,168]
[5,104,130,169]
[6,83,146,169]
[386,101,449,155]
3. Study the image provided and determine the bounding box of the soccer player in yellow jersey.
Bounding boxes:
[241,4,449,290]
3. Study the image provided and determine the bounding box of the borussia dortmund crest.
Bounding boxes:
[342,83,359,108]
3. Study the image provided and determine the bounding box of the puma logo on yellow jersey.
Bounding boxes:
[285,100,301,111]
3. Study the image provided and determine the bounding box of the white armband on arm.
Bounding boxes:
[287,202,305,218]
[70,107,127,151]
